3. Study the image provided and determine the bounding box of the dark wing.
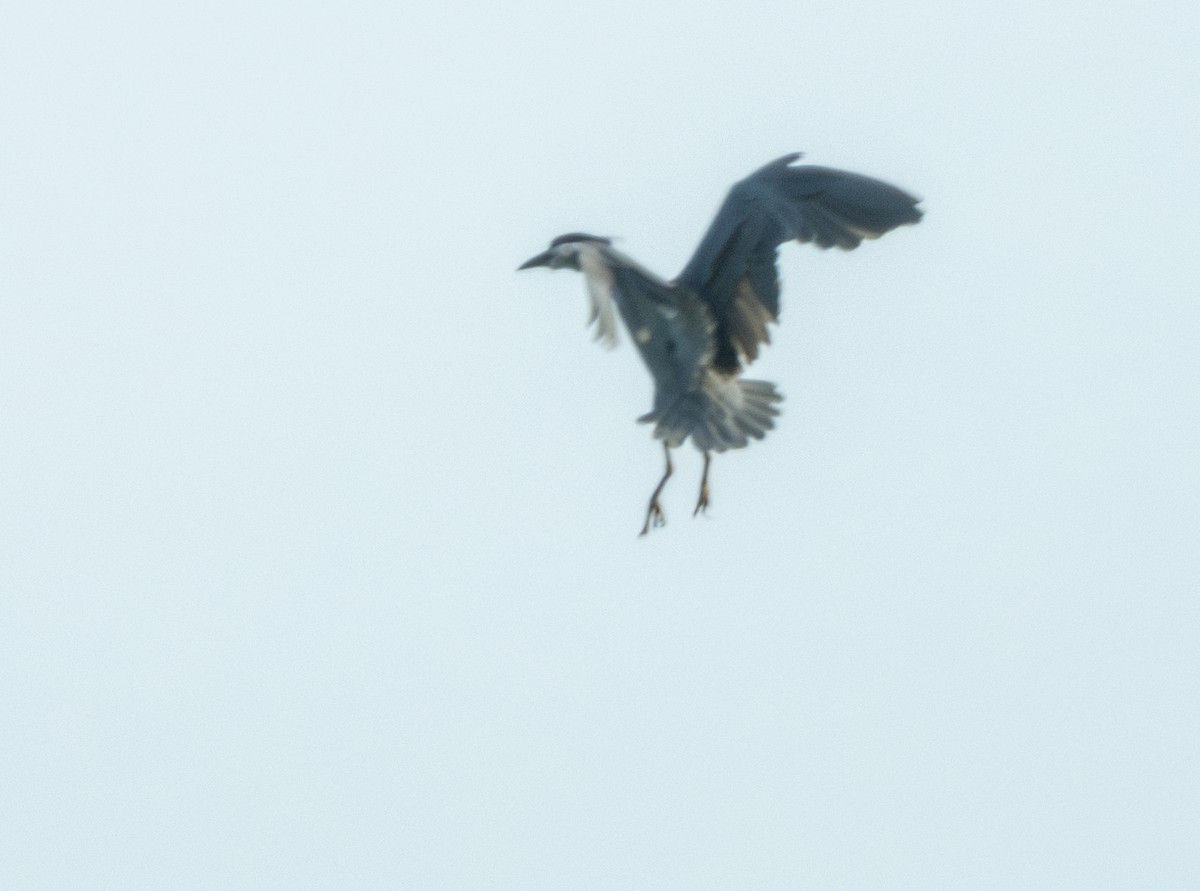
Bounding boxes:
[675,153,923,373]
[598,244,716,392]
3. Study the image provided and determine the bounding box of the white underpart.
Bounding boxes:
[576,243,619,348]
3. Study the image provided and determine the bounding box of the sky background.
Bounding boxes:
[3,0,1199,887]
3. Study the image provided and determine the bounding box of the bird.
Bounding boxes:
[518,153,922,536]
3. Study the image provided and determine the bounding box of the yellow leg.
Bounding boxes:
[693,451,711,516]
[639,442,673,536]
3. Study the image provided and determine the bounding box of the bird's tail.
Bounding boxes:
[640,375,783,452]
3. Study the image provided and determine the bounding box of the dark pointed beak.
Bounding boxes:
[518,250,553,271]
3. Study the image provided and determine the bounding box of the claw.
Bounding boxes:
[640,500,667,536]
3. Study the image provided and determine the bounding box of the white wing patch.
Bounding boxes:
[729,278,776,363]
[577,244,619,348]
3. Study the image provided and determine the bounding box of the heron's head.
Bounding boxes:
[518,233,612,272]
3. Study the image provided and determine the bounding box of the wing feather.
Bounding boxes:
[676,154,922,372]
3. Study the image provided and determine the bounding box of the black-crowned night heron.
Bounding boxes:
[519,153,922,535]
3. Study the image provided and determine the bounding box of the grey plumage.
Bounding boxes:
[678,153,923,372]
[519,154,922,534]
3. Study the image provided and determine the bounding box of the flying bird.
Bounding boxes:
[519,153,922,535]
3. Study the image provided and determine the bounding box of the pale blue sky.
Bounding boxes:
[3,0,1198,887]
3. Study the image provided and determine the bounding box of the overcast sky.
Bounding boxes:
[3,0,1199,887]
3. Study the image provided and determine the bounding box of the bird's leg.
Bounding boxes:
[693,451,712,516]
[639,442,673,537]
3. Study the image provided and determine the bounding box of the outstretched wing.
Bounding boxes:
[676,153,923,373]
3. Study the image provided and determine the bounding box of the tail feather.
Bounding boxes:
[640,375,782,452]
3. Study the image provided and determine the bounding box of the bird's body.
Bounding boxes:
[559,237,782,453]
[519,154,922,534]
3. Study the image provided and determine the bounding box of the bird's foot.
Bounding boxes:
[693,482,710,517]
[639,499,667,537]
